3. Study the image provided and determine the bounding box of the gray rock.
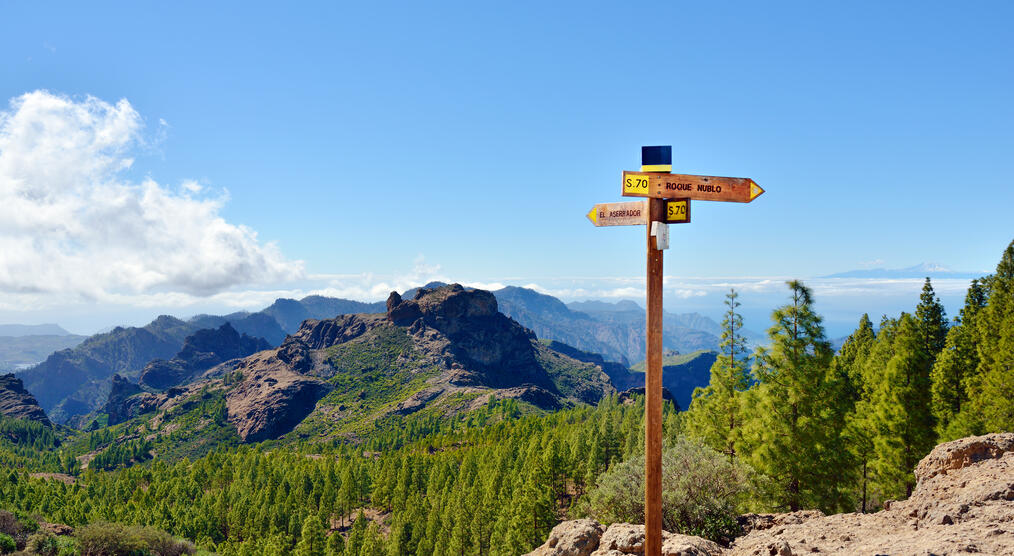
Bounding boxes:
[526,519,604,556]
[0,373,51,426]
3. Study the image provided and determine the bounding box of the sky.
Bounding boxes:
[1,1,1012,336]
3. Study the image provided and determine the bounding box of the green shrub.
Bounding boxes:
[0,533,15,554]
[582,435,749,543]
[27,531,60,555]
[75,522,194,556]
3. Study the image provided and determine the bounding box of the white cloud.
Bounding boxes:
[0,90,303,306]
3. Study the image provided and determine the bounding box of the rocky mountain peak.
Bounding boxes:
[386,284,540,383]
[387,284,497,327]
[138,323,271,391]
[0,373,51,426]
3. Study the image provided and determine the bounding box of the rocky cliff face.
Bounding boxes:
[529,433,1014,556]
[139,323,271,390]
[224,351,333,442]
[98,374,144,426]
[385,286,551,389]
[0,374,51,426]
[206,284,614,442]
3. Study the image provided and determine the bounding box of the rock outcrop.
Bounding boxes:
[274,284,613,411]
[728,432,1014,555]
[0,374,51,426]
[139,323,270,390]
[98,374,143,426]
[224,351,332,442]
[527,521,722,556]
[530,433,1014,555]
[617,387,676,407]
[385,285,550,389]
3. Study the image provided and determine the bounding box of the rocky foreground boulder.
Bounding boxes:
[528,433,1014,555]
[527,520,722,556]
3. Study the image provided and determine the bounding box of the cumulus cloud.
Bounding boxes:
[0,91,303,303]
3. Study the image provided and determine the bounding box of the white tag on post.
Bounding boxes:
[650,221,669,250]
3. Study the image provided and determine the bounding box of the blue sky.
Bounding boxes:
[1,1,1012,335]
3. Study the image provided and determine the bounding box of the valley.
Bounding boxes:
[1,240,1013,555]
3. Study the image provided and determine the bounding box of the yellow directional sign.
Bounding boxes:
[622,171,764,203]
[664,199,689,223]
[586,200,646,226]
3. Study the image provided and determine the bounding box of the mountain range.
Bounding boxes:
[10,282,734,426]
[822,262,983,279]
[67,285,618,452]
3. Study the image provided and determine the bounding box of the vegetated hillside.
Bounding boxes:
[627,350,719,410]
[0,392,672,555]
[494,286,722,365]
[97,284,615,454]
[0,334,86,370]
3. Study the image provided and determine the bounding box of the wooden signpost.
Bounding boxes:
[586,199,691,227]
[622,171,764,203]
[588,146,764,556]
[586,200,647,226]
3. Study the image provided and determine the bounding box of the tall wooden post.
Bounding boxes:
[645,196,664,556]
[595,144,763,556]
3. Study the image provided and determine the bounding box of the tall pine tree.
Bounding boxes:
[740,281,847,512]
[915,278,948,363]
[685,289,751,462]
[834,314,876,511]
[866,313,936,498]
[931,279,987,439]
[970,239,1014,431]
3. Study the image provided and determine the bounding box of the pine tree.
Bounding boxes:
[970,240,1014,431]
[360,522,385,556]
[866,313,936,498]
[295,513,326,556]
[833,314,875,403]
[931,279,986,439]
[685,289,751,462]
[325,531,345,556]
[834,314,876,511]
[344,511,368,556]
[739,281,845,512]
[915,278,949,363]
